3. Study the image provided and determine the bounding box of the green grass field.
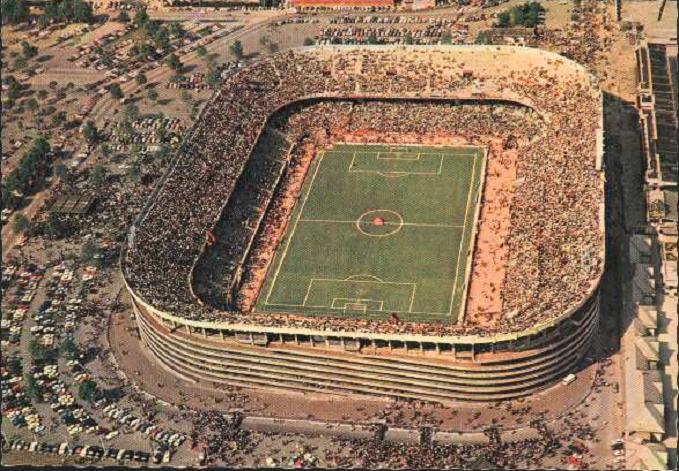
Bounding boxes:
[255,144,484,323]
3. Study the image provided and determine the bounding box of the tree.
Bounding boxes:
[13,214,30,234]
[59,338,78,360]
[20,40,38,59]
[100,143,111,159]
[117,11,130,23]
[26,97,38,111]
[54,163,69,180]
[165,53,182,72]
[196,45,208,59]
[45,211,66,238]
[13,56,27,70]
[128,164,141,183]
[24,373,42,402]
[147,88,159,101]
[6,356,22,376]
[229,40,244,60]
[51,111,66,128]
[155,144,170,164]
[37,89,48,100]
[28,339,47,361]
[82,121,98,144]
[78,380,98,402]
[81,238,99,262]
[303,37,314,46]
[180,89,192,105]
[1,0,29,24]
[91,164,106,187]
[135,73,147,85]
[108,83,123,99]
[206,65,222,88]
[496,11,511,27]
[168,21,184,37]
[133,7,149,28]
[123,103,140,123]
[367,35,379,45]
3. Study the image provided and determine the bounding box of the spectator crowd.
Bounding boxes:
[124,46,603,338]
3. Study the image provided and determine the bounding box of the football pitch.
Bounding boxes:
[255,144,485,323]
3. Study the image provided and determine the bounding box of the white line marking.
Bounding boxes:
[447,152,479,318]
[265,151,325,305]
[300,218,464,229]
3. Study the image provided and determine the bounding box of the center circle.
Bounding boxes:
[355,210,404,237]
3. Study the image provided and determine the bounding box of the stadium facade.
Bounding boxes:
[122,46,605,403]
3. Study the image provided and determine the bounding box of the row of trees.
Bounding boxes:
[1,0,93,26]
[496,1,544,28]
[2,137,52,211]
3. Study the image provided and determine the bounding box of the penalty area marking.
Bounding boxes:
[301,277,417,313]
[346,152,445,176]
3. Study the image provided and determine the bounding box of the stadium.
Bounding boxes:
[121,46,605,403]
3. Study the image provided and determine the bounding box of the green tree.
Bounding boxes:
[1,0,29,24]
[78,380,98,402]
[13,213,30,234]
[128,163,141,183]
[134,8,149,28]
[108,83,123,99]
[20,40,38,59]
[206,65,222,88]
[196,45,208,59]
[58,338,78,360]
[147,88,159,101]
[135,72,147,85]
[51,111,66,127]
[496,11,511,27]
[37,89,48,100]
[54,163,69,180]
[82,121,98,144]
[117,11,130,23]
[13,56,27,70]
[90,164,106,187]
[165,53,182,72]
[168,21,184,37]
[229,40,244,60]
[24,373,42,402]
[6,356,22,376]
[26,97,38,111]
[123,103,140,123]
[100,143,111,159]
[28,339,47,361]
[45,211,66,238]
[180,89,192,105]
[81,238,99,262]
[303,37,314,46]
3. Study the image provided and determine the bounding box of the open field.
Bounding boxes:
[257,144,484,323]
